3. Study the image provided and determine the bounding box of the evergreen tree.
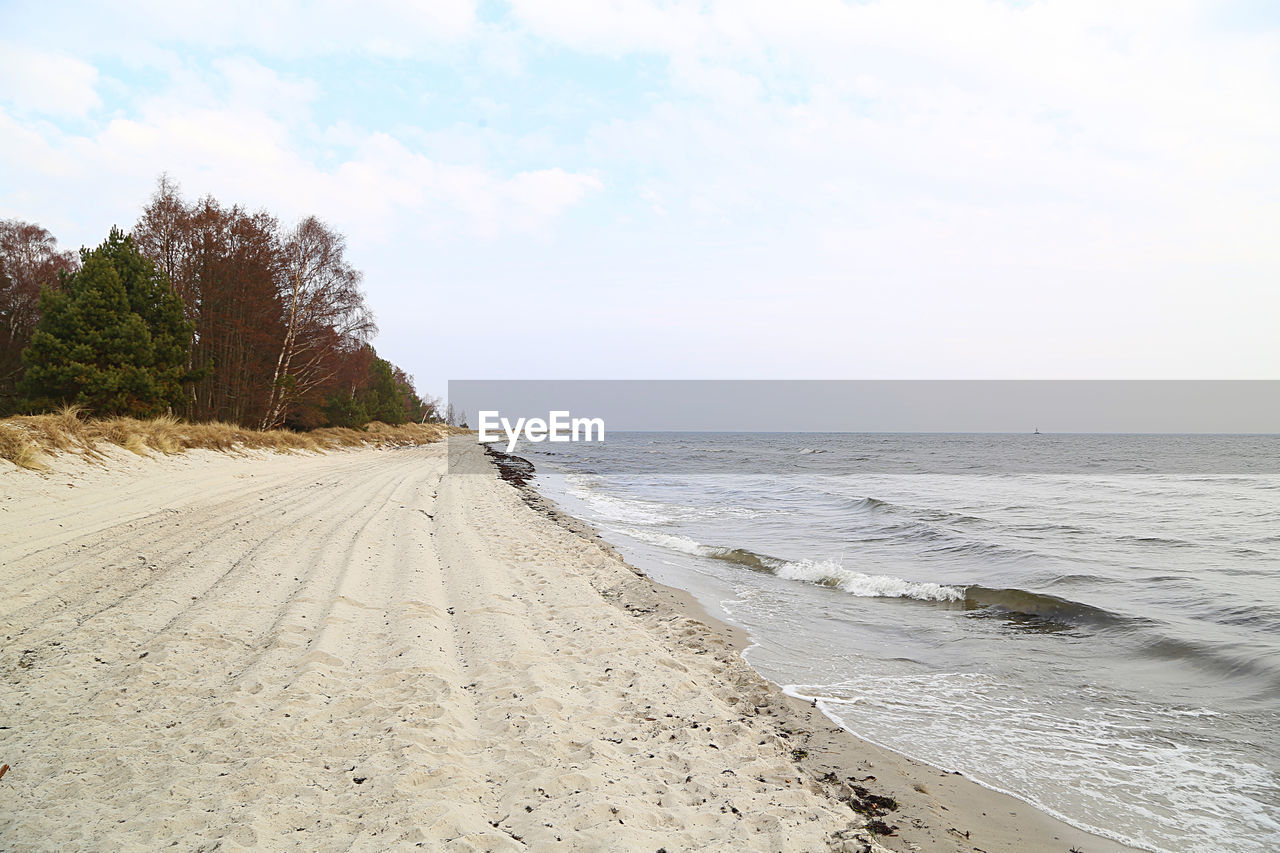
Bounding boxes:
[0,219,77,414]
[319,390,369,429]
[20,229,193,416]
[360,357,407,425]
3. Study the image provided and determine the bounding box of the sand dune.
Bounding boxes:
[1,442,891,851]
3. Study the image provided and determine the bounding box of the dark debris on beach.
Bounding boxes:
[483,444,536,487]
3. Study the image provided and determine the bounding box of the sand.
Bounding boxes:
[1,440,1137,852]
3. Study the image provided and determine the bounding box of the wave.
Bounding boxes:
[774,559,965,601]
[564,476,676,525]
[613,529,1280,693]
[615,528,1146,625]
[832,496,1050,562]
[960,586,1125,626]
[841,493,990,530]
[619,529,965,602]
[1117,535,1197,547]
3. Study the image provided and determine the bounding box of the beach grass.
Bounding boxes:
[0,406,462,470]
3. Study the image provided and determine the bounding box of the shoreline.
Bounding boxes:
[2,439,1143,851]
[489,444,1146,853]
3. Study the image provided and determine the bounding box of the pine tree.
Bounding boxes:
[0,219,77,414]
[20,229,194,416]
[319,390,369,429]
[360,357,407,425]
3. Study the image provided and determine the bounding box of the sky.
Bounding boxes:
[1,0,1278,398]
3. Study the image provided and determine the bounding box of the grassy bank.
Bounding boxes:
[0,408,463,470]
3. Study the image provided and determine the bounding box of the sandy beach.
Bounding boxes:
[1,439,1136,852]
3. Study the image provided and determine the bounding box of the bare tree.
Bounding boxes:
[135,181,287,423]
[418,393,441,423]
[262,216,375,429]
[133,174,192,309]
[185,199,286,424]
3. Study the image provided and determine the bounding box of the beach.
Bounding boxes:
[2,439,1133,852]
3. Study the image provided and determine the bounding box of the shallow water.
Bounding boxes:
[518,432,1280,853]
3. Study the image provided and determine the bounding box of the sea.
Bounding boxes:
[513,432,1280,853]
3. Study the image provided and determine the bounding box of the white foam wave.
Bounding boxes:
[781,673,1280,853]
[774,559,965,601]
[618,529,964,603]
[616,528,705,554]
[564,475,674,525]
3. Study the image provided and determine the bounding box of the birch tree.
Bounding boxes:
[262,216,375,429]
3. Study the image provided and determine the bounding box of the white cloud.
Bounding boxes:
[212,56,318,117]
[0,69,601,251]
[563,0,1280,277]
[0,45,101,117]
[2,0,479,59]
[504,0,707,56]
[2,0,1279,384]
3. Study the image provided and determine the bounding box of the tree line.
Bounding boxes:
[0,176,441,430]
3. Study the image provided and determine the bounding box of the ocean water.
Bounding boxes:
[515,432,1280,853]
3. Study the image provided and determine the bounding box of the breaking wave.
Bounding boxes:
[614,528,1151,625]
[619,528,964,602]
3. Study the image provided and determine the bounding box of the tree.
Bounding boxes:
[418,393,442,423]
[0,220,77,413]
[97,228,194,407]
[134,181,286,424]
[360,357,406,424]
[20,229,193,416]
[319,390,369,429]
[389,364,427,422]
[10,177,419,430]
[182,199,284,424]
[262,216,375,429]
[132,174,189,303]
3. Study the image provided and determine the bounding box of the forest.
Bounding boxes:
[0,176,437,430]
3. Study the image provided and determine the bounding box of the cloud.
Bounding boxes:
[211,56,318,115]
[0,56,602,250]
[504,0,707,56]
[2,0,479,59]
[565,0,1280,271]
[2,0,1278,384]
[0,45,101,117]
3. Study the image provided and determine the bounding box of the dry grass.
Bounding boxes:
[0,407,464,471]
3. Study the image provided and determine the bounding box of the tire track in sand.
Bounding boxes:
[1,442,867,852]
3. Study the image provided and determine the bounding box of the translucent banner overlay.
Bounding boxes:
[446,380,1280,475]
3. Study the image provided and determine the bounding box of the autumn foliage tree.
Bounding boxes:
[134,182,288,424]
[0,220,77,413]
[10,175,425,430]
[133,179,387,429]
